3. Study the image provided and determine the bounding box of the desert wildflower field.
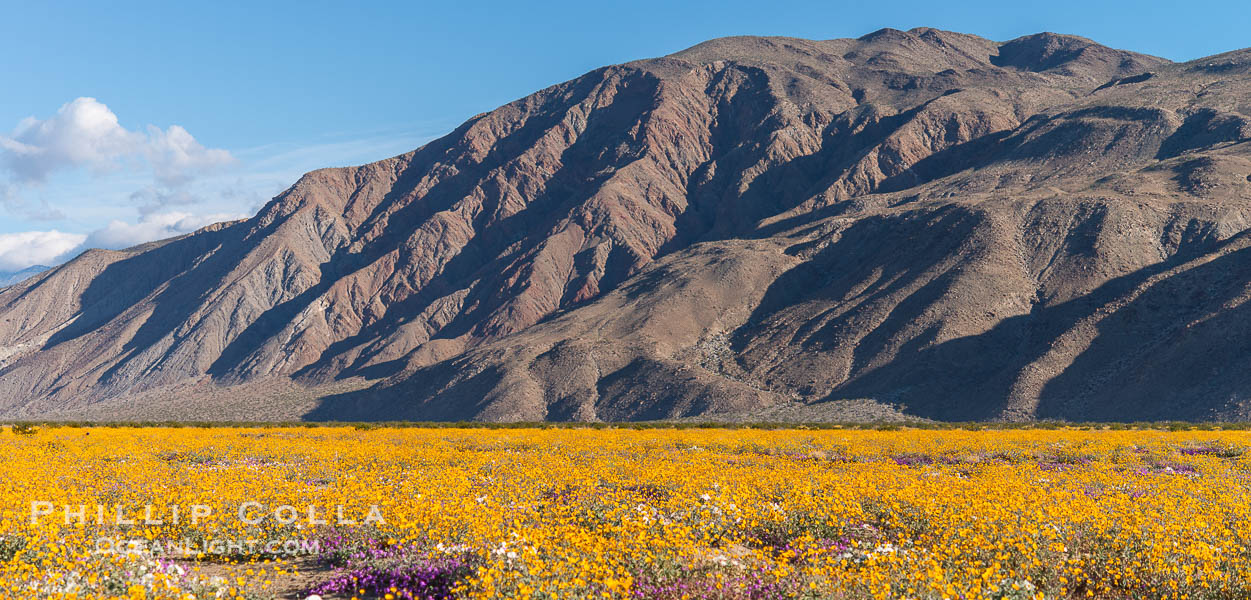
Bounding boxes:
[0,426,1249,599]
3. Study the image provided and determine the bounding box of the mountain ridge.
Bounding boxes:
[0,266,50,288]
[4,28,1251,422]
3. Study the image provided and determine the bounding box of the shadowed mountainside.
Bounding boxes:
[4,28,1251,421]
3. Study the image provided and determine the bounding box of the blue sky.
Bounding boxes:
[1,0,1248,270]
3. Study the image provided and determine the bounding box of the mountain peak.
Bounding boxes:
[992,32,1169,76]
[660,29,1161,84]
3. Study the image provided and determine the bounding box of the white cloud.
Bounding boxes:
[2,182,66,220]
[144,124,234,187]
[0,98,234,214]
[0,230,87,271]
[129,186,201,215]
[84,211,245,250]
[0,98,141,183]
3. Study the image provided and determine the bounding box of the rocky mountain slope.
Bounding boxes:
[4,28,1251,421]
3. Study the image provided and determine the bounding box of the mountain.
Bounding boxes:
[4,28,1251,422]
[0,266,49,288]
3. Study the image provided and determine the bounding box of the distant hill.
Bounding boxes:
[0,266,49,287]
[4,28,1251,422]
